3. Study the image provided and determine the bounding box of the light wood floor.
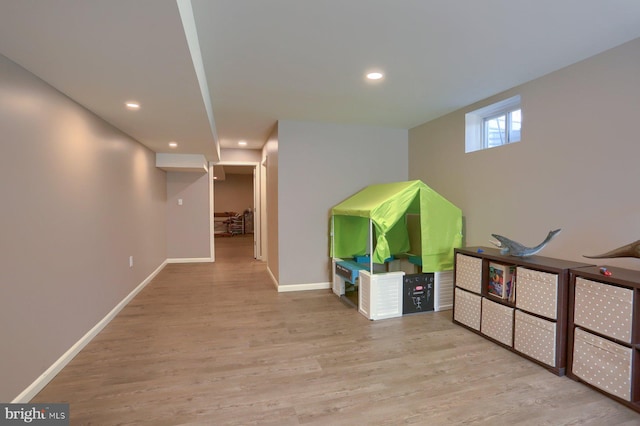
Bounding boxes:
[33,235,639,425]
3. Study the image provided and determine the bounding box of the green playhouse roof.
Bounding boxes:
[331,180,462,271]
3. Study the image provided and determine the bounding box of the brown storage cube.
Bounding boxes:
[573,327,633,401]
[514,310,557,367]
[455,254,482,294]
[481,298,514,346]
[454,288,481,331]
[515,267,558,319]
[574,277,634,343]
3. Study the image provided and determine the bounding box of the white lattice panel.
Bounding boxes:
[332,258,345,296]
[454,288,481,330]
[434,270,454,311]
[358,271,403,320]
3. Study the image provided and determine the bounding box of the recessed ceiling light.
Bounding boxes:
[238,140,247,146]
[366,72,384,80]
[169,142,178,148]
[125,101,140,110]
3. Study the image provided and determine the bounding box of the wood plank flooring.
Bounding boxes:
[32,235,640,425]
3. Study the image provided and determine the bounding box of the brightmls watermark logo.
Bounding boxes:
[0,404,68,425]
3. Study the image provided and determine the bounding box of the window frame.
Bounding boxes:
[465,95,521,153]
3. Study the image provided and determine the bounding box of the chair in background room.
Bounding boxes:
[229,214,244,235]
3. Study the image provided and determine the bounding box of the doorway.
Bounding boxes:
[211,163,261,262]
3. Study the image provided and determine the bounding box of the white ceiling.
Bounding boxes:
[2,1,640,161]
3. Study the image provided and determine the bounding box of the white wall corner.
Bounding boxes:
[266,266,278,290]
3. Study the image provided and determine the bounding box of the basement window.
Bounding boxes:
[465,95,521,153]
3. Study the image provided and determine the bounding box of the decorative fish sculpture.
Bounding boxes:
[583,240,640,259]
[490,229,562,257]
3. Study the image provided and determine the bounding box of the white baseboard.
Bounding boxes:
[277,282,331,292]
[12,260,167,403]
[166,257,213,264]
[265,266,330,293]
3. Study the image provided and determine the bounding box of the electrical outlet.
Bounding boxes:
[129,256,133,268]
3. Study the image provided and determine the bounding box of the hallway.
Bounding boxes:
[214,233,256,262]
[31,237,638,425]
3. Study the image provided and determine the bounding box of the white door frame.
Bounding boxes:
[210,161,262,260]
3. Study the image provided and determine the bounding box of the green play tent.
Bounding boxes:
[330,180,463,271]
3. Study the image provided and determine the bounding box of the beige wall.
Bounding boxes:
[277,120,408,287]
[220,148,262,162]
[214,173,253,214]
[0,54,167,401]
[263,126,279,282]
[166,171,211,260]
[409,37,640,270]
